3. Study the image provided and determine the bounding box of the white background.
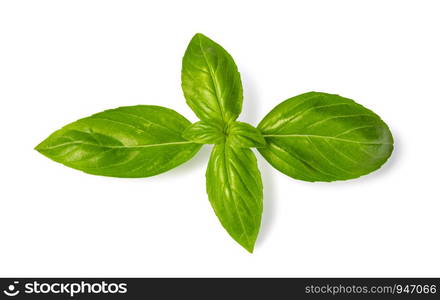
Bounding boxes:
[0,0,439,277]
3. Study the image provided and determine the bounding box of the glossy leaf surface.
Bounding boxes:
[182,33,243,123]
[258,92,393,182]
[182,120,225,144]
[227,121,266,148]
[36,105,201,177]
[206,144,263,252]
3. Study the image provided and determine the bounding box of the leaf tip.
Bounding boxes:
[240,240,256,253]
[34,141,44,152]
[193,32,207,39]
[192,33,213,44]
[245,246,255,253]
[234,234,257,253]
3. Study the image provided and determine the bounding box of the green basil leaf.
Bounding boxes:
[182,120,225,144]
[206,144,263,252]
[35,105,201,178]
[258,92,393,182]
[182,33,243,123]
[227,121,266,148]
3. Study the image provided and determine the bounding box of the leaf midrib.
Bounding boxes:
[222,146,251,248]
[39,140,193,150]
[263,134,392,145]
[198,36,225,122]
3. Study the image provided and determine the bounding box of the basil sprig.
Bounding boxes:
[36,33,393,252]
